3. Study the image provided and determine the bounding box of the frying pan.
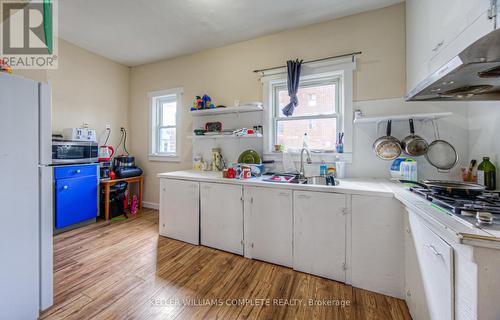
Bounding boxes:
[401,179,485,196]
[373,120,402,160]
[425,120,458,172]
[401,119,428,156]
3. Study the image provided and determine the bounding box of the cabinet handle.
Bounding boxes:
[297,194,310,199]
[75,169,81,174]
[426,244,442,256]
[278,192,289,197]
[63,185,68,190]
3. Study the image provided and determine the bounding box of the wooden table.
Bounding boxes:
[100,175,143,221]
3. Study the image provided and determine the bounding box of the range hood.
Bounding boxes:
[406,28,500,101]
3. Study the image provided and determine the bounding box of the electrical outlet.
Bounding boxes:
[105,124,111,130]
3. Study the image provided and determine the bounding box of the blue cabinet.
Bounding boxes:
[54,164,98,229]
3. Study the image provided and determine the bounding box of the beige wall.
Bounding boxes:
[48,40,130,149]
[9,40,130,148]
[129,4,406,204]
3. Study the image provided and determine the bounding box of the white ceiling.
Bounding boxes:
[59,0,403,66]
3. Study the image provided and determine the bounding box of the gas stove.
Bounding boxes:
[410,187,500,231]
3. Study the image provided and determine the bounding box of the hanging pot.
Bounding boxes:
[401,119,428,156]
[373,120,402,160]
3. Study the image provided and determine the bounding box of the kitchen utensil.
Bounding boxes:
[401,119,428,156]
[238,149,262,164]
[462,159,477,182]
[425,120,458,172]
[98,145,115,162]
[401,179,485,196]
[373,120,402,160]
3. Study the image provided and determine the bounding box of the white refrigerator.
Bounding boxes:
[0,72,53,319]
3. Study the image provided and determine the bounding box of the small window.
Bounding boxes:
[272,76,341,152]
[149,88,182,161]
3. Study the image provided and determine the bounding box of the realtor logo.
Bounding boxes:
[1,0,58,69]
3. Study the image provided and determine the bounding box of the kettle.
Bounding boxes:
[98,145,115,161]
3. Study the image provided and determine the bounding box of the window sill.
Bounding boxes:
[263,152,352,164]
[149,154,180,162]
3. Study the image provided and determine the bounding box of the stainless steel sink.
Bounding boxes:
[301,176,339,186]
[262,174,339,186]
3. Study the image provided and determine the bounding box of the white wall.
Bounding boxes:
[350,98,469,181]
[467,101,500,185]
[130,4,406,204]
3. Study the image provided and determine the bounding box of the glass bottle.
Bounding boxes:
[477,157,496,190]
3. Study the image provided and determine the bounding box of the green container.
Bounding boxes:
[478,157,496,190]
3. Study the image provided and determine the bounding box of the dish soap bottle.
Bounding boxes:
[477,157,496,190]
[319,160,327,177]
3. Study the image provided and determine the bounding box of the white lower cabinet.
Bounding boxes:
[200,182,244,255]
[244,187,292,267]
[351,195,405,298]
[404,211,430,320]
[408,210,453,320]
[293,191,347,282]
[159,179,200,245]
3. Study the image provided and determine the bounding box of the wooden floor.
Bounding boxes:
[41,209,411,320]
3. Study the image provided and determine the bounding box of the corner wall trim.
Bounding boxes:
[142,201,159,210]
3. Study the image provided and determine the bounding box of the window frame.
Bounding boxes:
[271,75,342,152]
[148,87,183,162]
[261,57,355,163]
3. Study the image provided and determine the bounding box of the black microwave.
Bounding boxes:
[52,140,98,164]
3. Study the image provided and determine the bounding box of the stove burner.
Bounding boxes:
[409,187,500,231]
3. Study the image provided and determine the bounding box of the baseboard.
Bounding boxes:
[142,201,159,210]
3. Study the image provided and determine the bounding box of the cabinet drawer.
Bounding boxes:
[54,164,97,180]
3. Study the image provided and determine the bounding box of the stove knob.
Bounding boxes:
[476,211,493,224]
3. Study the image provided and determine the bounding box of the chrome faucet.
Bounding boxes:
[299,148,312,180]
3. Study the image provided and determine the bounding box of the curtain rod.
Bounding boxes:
[253,51,362,73]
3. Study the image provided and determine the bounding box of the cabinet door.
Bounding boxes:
[294,191,346,282]
[404,210,430,320]
[159,179,199,245]
[245,187,292,267]
[201,183,243,255]
[410,211,453,320]
[55,176,98,229]
[406,0,493,91]
[351,195,404,299]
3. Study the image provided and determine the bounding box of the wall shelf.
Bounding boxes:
[353,112,452,124]
[188,134,263,140]
[190,104,263,117]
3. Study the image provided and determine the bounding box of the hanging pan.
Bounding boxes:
[373,120,402,160]
[425,120,458,172]
[401,119,428,156]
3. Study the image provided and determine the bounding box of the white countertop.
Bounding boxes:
[158,170,500,249]
[158,170,394,197]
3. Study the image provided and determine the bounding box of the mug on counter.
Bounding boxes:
[240,168,251,179]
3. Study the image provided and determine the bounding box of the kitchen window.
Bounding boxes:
[148,88,183,162]
[261,57,355,161]
[272,76,341,152]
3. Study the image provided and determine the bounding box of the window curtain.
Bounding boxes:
[281,59,303,117]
